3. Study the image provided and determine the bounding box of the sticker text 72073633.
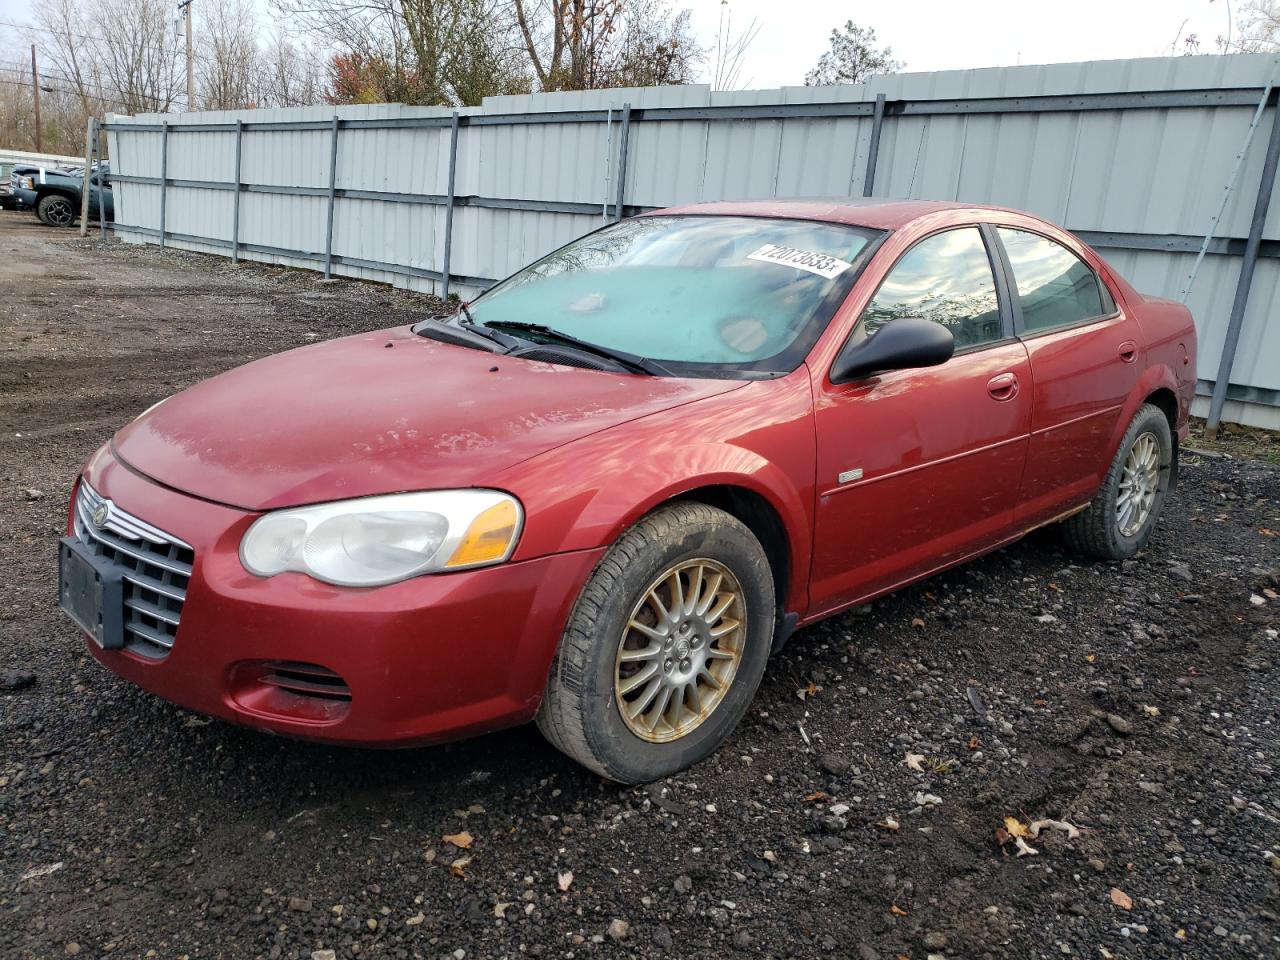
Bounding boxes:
[746,244,853,280]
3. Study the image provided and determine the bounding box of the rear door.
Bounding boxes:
[808,225,1032,616]
[990,227,1142,527]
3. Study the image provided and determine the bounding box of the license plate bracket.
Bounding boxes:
[58,537,124,650]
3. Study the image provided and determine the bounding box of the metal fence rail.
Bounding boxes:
[102,54,1280,430]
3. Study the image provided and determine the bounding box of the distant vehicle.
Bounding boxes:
[21,162,113,227]
[58,199,1197,784]
[2,162,39,210]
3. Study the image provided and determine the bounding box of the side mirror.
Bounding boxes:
[830,316,955,384]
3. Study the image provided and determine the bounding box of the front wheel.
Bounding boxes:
[1062,403,1174,560]
[537,502,775,783]
[36,194,76,228]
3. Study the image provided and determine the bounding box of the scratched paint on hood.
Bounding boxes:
[111,326,744,511]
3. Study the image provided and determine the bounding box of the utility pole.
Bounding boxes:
[179,0,195,111]
[31,45,42,151]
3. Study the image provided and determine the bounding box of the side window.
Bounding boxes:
[997,228,1107,333]
[860,227,1003,350]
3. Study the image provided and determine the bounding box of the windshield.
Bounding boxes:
[465,215,881,376]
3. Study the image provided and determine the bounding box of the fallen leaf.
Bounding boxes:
[1110,887,1133,910]
[878,817,900,832]
[804,791,831,803]
[1028,818,1081,840]
[967,735,981,749]
[19,862,64,881]
[1140,704,1161,717]
[1014,837,1039,857]
[1033,698,1048,707]
[1048,582,1063,592]
[914,791,942,807]
[443,831,474,849]
[493,902,512,918]
[1175,929,1186,940]
[910,617,925,629]
[905,753,926,772]
[449,856,472,878]
[557,871,574,892]
[1265,588,1279,600]
[890,904,908,917]
[994,827,1011,845]
[1260,528,1275,536]
[1002,816,1031,838]
[1085,653,1097,663]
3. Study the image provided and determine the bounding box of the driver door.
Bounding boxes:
[808,225,1032,617]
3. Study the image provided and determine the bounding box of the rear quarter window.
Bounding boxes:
[998,228,1107,333]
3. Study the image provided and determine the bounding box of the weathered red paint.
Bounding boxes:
[72,199,1196,747]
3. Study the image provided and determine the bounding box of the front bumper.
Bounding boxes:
[70,446,604,747]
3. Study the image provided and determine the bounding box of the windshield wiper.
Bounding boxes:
[484,321,673,377]
[411,317,505,353]
[449,304,525,351]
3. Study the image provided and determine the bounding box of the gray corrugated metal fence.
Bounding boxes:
[102,54,1280,429]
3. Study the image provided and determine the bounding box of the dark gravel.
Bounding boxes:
[2,212,1279,959]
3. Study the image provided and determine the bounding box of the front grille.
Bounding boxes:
[73,482,194,658]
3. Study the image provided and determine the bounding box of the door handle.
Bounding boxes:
[1118,340,1138,363]
[986,372,1019,401]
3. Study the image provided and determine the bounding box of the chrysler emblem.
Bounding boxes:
[91,501,110,528]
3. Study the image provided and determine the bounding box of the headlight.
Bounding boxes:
[240,490,523,586]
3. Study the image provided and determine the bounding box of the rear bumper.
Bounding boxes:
[73,445,603,747]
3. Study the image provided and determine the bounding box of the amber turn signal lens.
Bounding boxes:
[446,499,519,567]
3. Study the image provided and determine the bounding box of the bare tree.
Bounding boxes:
[198,0,261,109]
[33,0,102,117]
[257,30,328,107]
[1233,0,1280,50]
[276,0,530,106]
[95,0,185,113]
[804,21,902,87]
[711,0,760,91]
[511,0,702,91]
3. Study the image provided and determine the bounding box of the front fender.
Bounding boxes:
[496,375,817,613]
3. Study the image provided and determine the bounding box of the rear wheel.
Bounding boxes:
[1062,403,1173,560]
[537,502,775,784]
[37,194,76,227]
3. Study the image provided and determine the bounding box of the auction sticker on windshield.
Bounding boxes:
[747,244,853,279]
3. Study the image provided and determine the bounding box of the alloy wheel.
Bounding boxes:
[614,558,746,743]
[45,198,74,227]
[1116,431,1161,537]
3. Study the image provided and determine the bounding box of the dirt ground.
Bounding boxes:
[2,209,1278,960]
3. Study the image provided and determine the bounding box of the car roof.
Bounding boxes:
[647,198,1020,231]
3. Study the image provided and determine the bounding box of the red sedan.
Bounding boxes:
[59,200,1196,783]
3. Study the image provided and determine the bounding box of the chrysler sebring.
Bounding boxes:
[59,200,1196,783]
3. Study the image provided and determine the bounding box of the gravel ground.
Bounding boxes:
[2,211,1278,960]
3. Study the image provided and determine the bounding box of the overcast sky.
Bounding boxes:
[0,0,1249,90]
[695,0,1244,88]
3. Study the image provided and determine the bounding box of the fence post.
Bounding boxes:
[231,118,243,264]
[441,110,460,300]
[158,120,169,249]
[79,117,95,237]
[862,93,887,198]
[323,115,339,279]
[1205,95,1280,437]
[613,102,632,221]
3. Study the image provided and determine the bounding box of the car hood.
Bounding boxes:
[112,325,743,511]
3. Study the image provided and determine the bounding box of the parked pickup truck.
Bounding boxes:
[1,161,35,210]
[21,163,114,227]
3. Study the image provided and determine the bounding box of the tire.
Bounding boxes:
[36,193,76,228]
[537,502,775,784]
[1062,403,1174,560]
